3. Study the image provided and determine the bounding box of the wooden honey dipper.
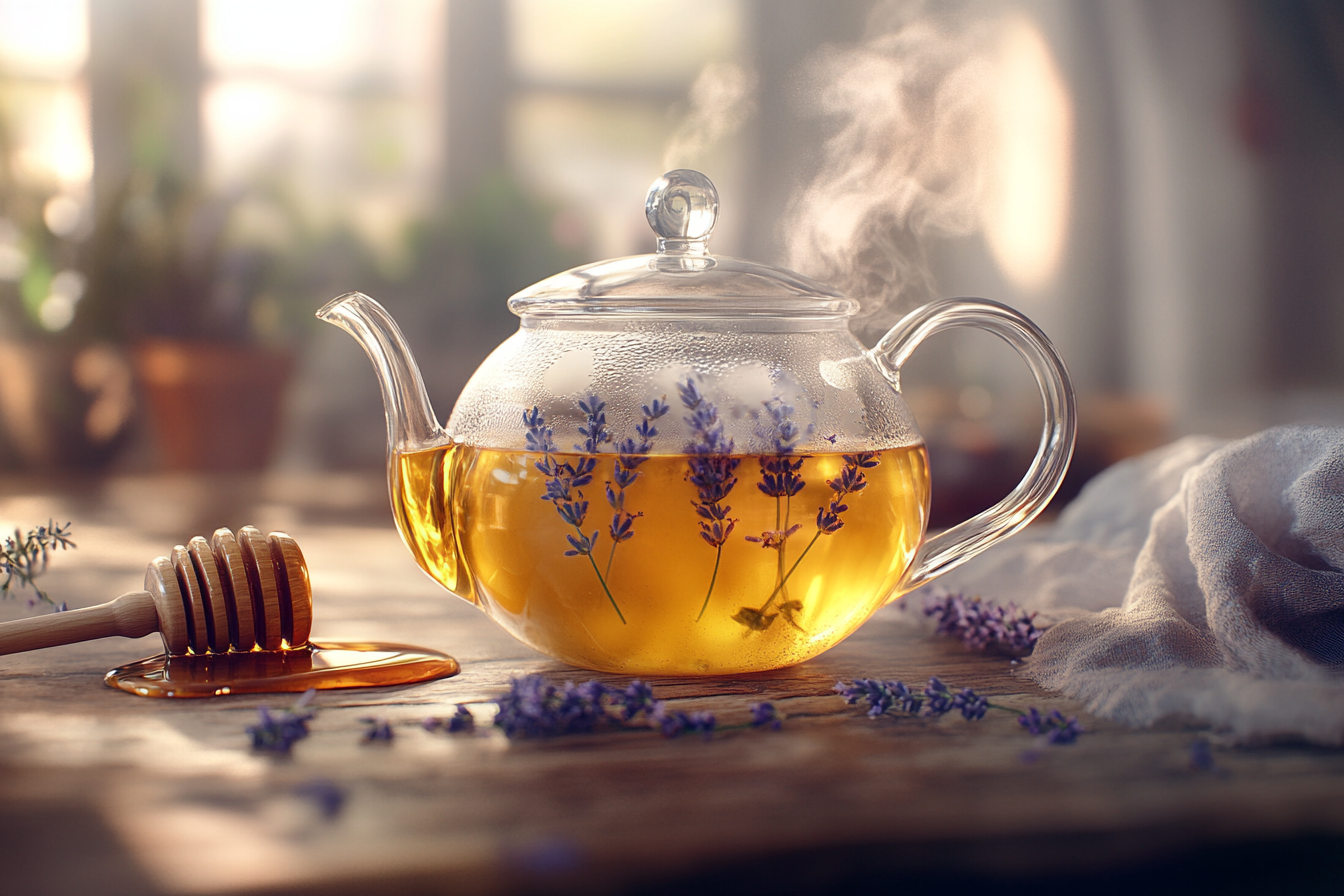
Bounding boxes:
[0,526,312,658]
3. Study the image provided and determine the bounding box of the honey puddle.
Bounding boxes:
[105,641,459,698]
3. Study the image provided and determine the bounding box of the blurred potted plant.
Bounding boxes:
[82,171,314,471]
[0,117,136,472]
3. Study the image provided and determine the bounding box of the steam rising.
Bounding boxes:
[663,62,758,171]
[784,1,1006,331]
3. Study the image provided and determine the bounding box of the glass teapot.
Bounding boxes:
[319,169,1075,675]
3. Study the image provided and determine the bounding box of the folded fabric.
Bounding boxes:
[928,425,1344,745]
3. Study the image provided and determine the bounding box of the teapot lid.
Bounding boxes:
[507,169,858,319]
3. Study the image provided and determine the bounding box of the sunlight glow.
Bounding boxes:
[0,0,87,78]
[512,0,741,88]
[10,86,92,188]
[983,14,1074,294]
[202,0,437,85]
[200,0,443,234]
[0,1,91,189]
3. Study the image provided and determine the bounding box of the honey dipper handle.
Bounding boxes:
[0,591,159,656]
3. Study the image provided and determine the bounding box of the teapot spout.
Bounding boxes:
[317,292,445,455]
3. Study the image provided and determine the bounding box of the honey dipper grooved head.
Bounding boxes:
[238,526,284,650]
[268,532,312,648]
[211,528,255,651]
[188,536,230,653]
[145,556,189,655]
[143,527,314,656]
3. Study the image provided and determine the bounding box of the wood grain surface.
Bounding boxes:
[1,473,1341,895]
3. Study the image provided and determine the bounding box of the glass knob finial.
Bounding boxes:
[645,169,718,254]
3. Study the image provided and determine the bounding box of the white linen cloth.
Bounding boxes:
[925,425,1344,744]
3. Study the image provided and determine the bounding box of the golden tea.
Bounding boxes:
[393,442,929,674]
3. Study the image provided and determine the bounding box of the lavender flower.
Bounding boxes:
[748,701,783,730]
[448,704,476,733]
[923,591,1041,655]
[422,705,475,733]
[834,679,922,716]
[427,703,481,730]
[682,710,717,740]
[491,675,745,742]
[647,701,680,737]
[649,702,716,740]
[922,677,955,716]
[603,398,669,577]
[1188,738,1227,775]
[494,675,610,738]
[524,406,624,623]
[743,398,808,628]
[524,406,597,554]
[1016,707,1047,735]
[615,680,658,721]
[247,688,317,753]
[523,404,557,454]
[838,677,1078,744]
[1046,716,1083,745]
[736,451,882,632]
[816,452,878,534]
[1017,707,1083,744]
[744,526,801,550]
[1,520,75,610]
[906,678,988,719]
[757,456,805,497]
[293,777,345,819]
[360,717,394,742]
[952,687,989,721]
[575,395,612,453]
[680,378,740,620]
[490,675,778,742]
[754,397,805,500]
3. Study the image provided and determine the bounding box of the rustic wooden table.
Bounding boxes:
[1,473,1342,895]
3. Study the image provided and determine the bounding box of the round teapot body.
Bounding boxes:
[330,170,1075,676]
[392,316,930,674]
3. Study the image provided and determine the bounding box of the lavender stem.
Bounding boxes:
[587,552,626,624]
[773,496,793,608]
[757,529,821,615]
[695,545,725,621]
[603,541,618,580]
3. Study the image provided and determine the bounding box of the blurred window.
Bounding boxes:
[200,0,445,256]
[508,0,747,258]
[512,0,740,88]
[0,0,91,334]
[0,0,92,191]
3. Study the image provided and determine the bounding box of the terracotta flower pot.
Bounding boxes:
[132,340,295,471]
[0,340,136,471]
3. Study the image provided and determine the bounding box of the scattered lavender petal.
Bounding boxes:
[923,590,1040,655]
[1019,706,1083,745]
[247,689,317,754]
[448,704,476,733]
[952,687,989,721]
[749,701,783,730]
[615,680,657,721]
[922,677,954,716]
[1188,738,1228,775]
[360,717,394,742]
[293,777,346,819]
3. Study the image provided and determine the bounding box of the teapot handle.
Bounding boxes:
[869,297,1077,596]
